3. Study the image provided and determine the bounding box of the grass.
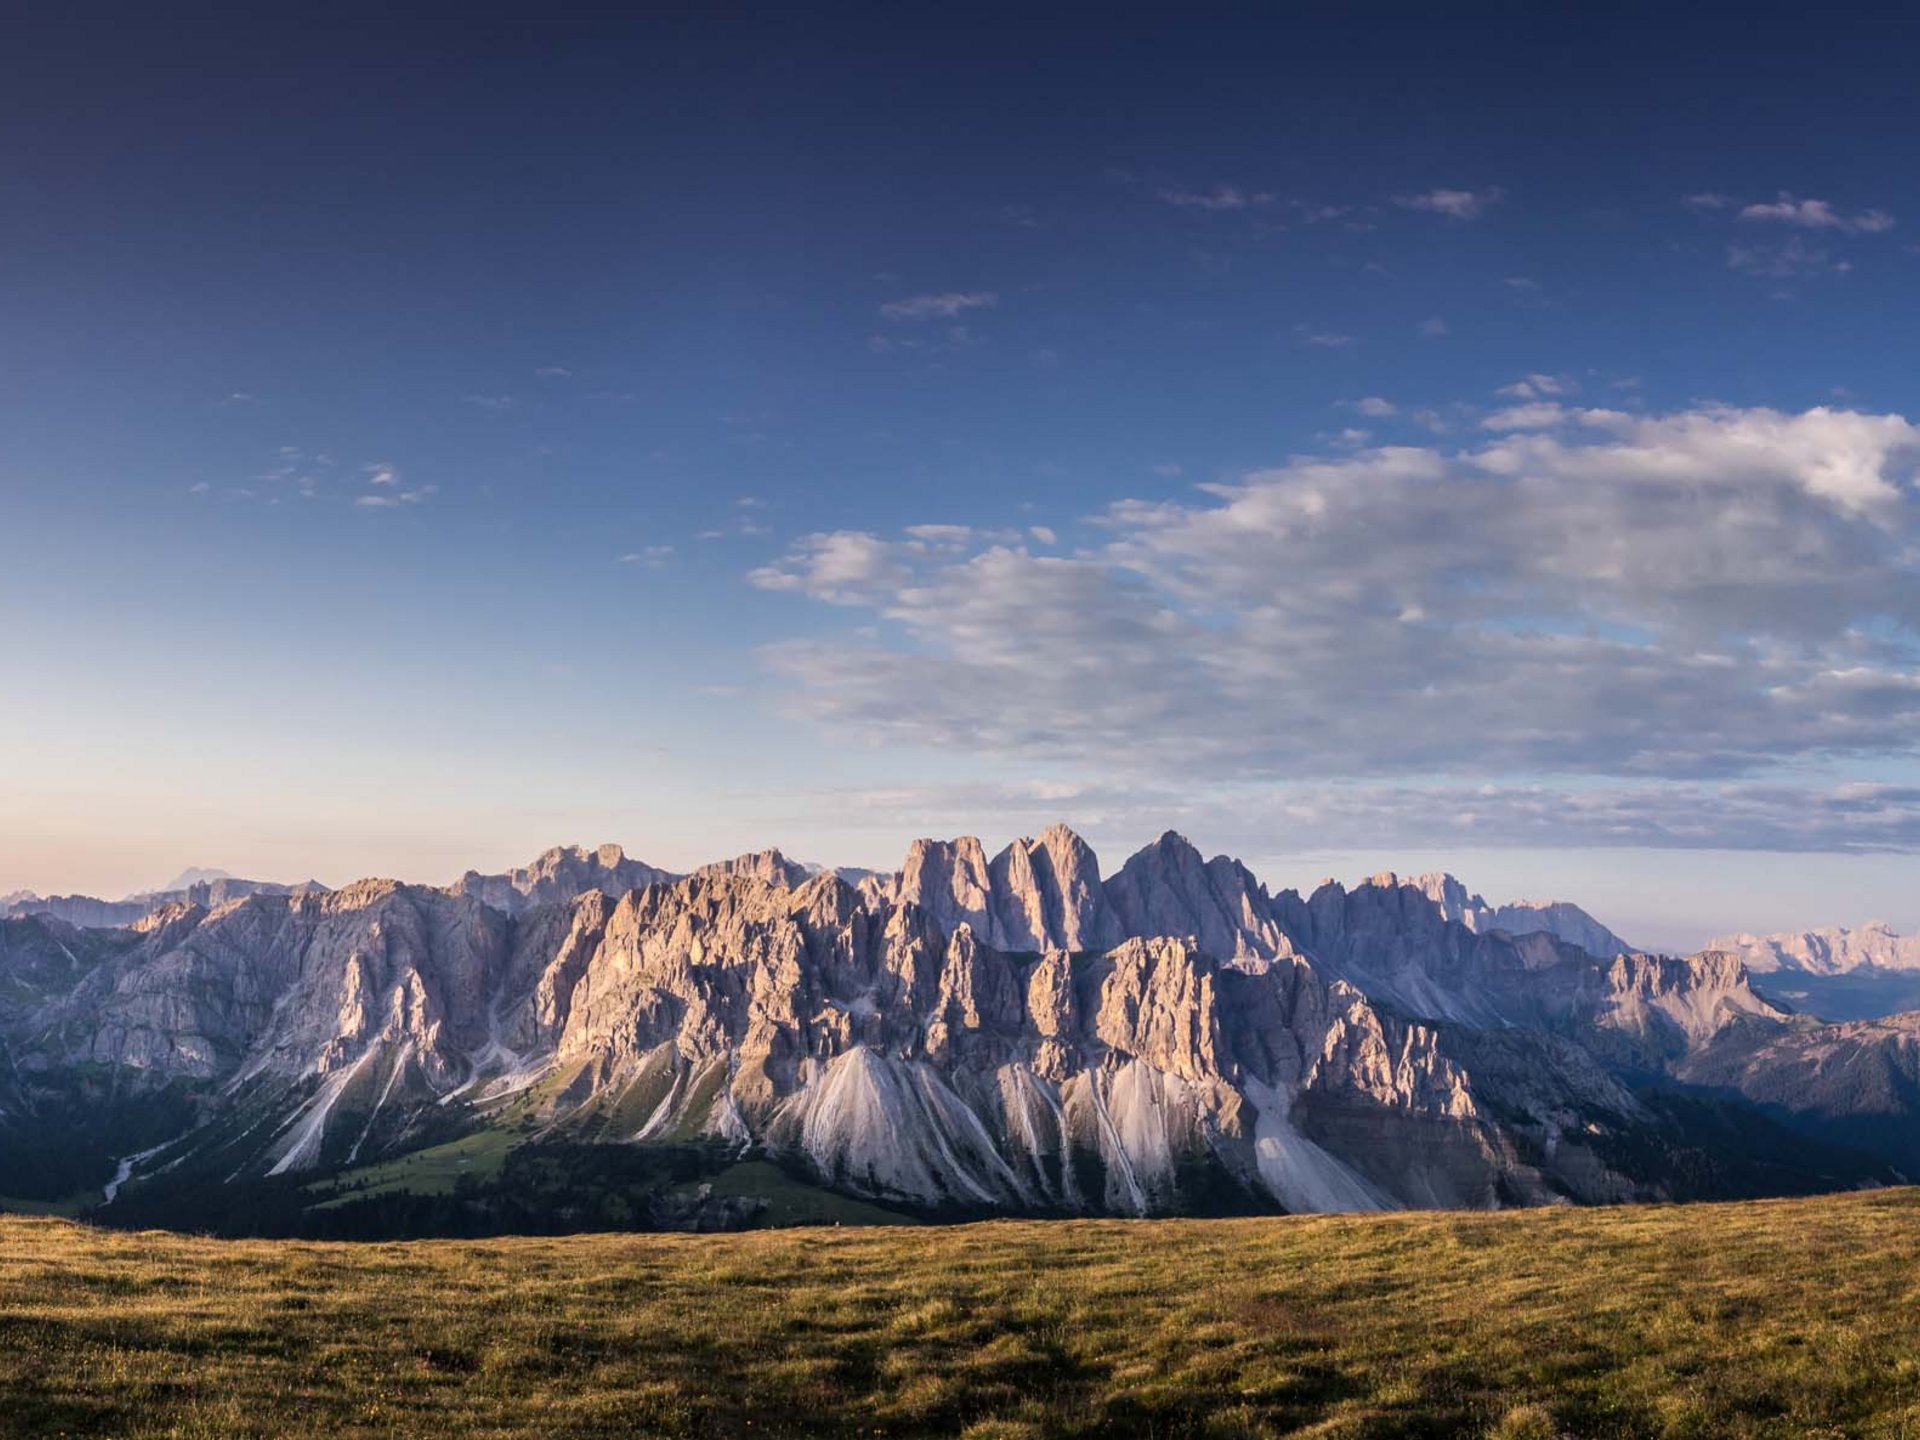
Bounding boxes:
[1,1188,1918,1437]
[307,1126,522,1206]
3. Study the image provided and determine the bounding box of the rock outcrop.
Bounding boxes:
[450,843,674,915]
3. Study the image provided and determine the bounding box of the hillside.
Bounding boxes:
[4,1189,1920,1437]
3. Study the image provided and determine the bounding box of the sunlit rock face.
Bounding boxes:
[2,825,1908,1214]
[449,843,674,915]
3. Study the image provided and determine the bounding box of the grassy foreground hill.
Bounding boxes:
[3,1191,1919,1438]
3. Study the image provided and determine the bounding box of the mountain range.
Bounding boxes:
[2,826,1915,1236]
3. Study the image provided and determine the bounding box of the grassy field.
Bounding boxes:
[3,1190,1919,1438]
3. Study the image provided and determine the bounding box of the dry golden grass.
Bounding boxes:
[3,1188,1920,1437]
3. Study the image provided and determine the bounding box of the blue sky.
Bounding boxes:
[4,2,1919,948]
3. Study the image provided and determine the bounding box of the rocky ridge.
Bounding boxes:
[0,826,1906,1224]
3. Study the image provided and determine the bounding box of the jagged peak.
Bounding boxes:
[1120,829,1205,869]
[322,877,409,907]
[904,833,991,860]
[530,841,629,867]
[1030,821,1098,861]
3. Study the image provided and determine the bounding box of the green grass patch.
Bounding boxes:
[310,1125,519,1206]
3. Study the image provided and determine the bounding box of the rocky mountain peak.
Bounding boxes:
[450,842,674,915]
[694,848,813,889]
[1105,833,1290,961]
[889,827,1122,953]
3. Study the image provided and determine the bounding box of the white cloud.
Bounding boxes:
[363,463,400,487]
[354,485,436,509]
[880,291,998,321]
[1738,192,1895,234]
[1295,326,1356,349]
[752,406,1920,797]
[620,546,674,569]
[1417,316,1449,337]
[1350,396,1398,418]
[535,366,572,378]
[1496,374,1570,400]
[1481,402,1574,431]
[1397,187,1503,220]
[1727,236,1840,278]
[461,394,515,411]
[1028,525,1058,545]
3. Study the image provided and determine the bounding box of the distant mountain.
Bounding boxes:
[1706,921,1920,1022]
[1403,872,1637,957]
[2,875,325,929]
[3,824,1902,1238]
[152,867,236,895]
[1710,921,1920,975]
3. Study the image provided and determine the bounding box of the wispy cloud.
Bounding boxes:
[1396,187,1503,220]
[460,394,515,411]
[1739,191,1895,234]
[879,291,998,321]
[354,485,436,509]
[1727,236,1842,279]
[620,545,674,568]
[1496,374,1571,400]
[796,776,1920,857]
[1158,184,1273,211]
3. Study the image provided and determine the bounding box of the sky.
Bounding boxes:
[4,2,1920,950]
